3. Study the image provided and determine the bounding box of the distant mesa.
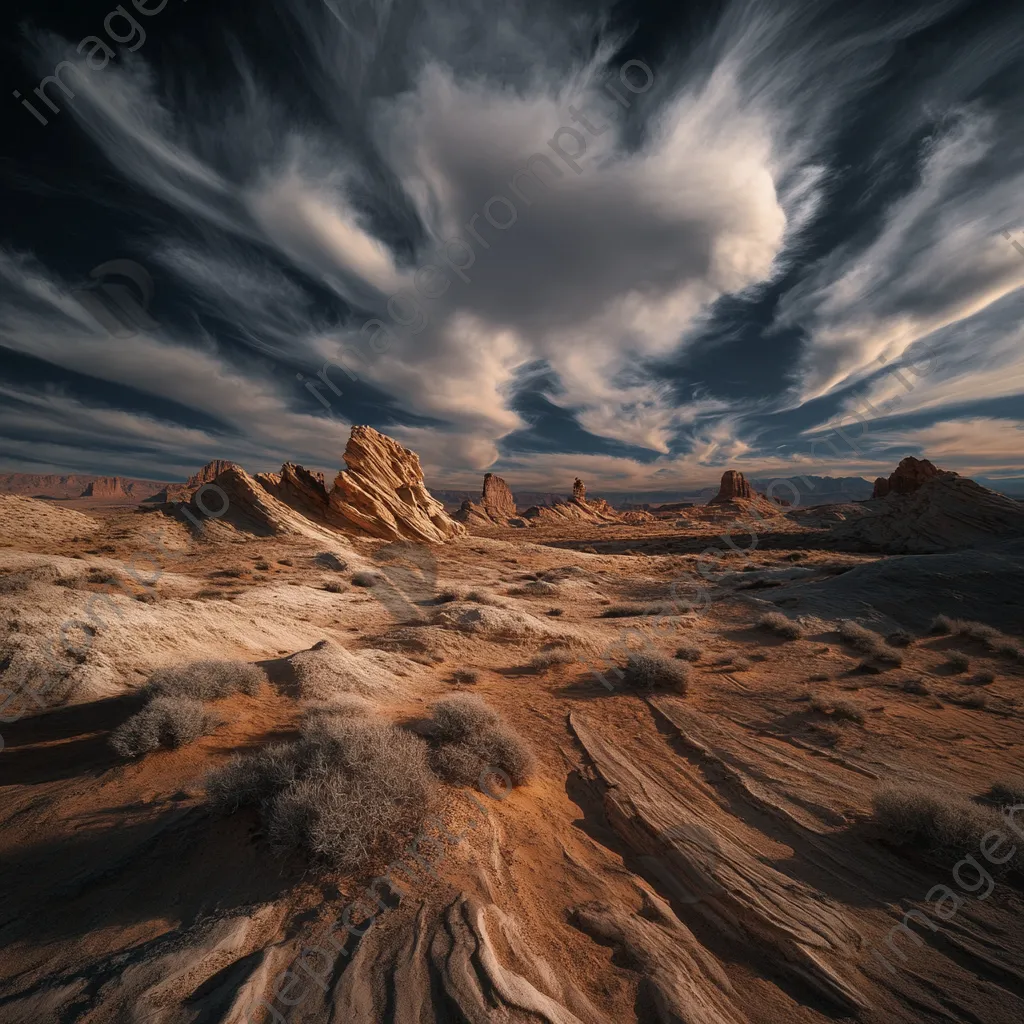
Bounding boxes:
[81,476,129,499]
[871,456,940,499]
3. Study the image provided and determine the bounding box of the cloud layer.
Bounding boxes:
[2,0,1022,491]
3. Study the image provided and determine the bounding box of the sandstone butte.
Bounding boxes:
[81,476,129,498]
[871,455,941,498]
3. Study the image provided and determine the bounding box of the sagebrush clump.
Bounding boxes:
[809,694,865,724]
[530,646,576,672]
[206,718,438,870]
[756,612,803,640]
[145,659,267,700]
[674,645,701,663]
[429,694,535,788]
[621,653,690,692]
[871,784,1020,871]
[110,696,219,758]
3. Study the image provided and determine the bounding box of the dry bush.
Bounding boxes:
[451,668,479,685]
[254,560,270,571]
[429,694,535,787]
[731,656,752,672]
[952,619,1001,641]
[886,630,914,648]
[622,653,690,693]
[990,639,1024,661]
[351,571,378,587]
[756,612,803,640]
[145,659,267,700]
[323,580,348,594]
[980,779,1024,809]
[674,645,701,663]
[871,784,1020,870]
[208,719,438,871]
[530,647,576,672]
[955,691,988,710]
[838,620,883,653]
[546,607,564,617]
[967,670,995,685]
[809,694,865,724]
[508,581,558,597]
[301,694,372,724]
[110,696,218,758]
[808,672,831,682]
[947,652,971,674]
[930,614,958,634]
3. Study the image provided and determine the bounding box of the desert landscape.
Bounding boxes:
[1,427,1023,1024]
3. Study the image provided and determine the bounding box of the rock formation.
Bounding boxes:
[256,463,333,521]
[328,426,466,543]
[620,509,657,524]
[833,467,1024,553]
[81,477,129,499]
[710,470,754,503]
[454,473,519,527]
[522,477,622,525]
[871,456,940,498]
[162,460,239,502]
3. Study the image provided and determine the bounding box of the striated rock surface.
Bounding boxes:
[187,465,342,542]
[164,460,239,502]
[328,426,466,543]
[620,509,657,524]
[81,477,129,499]
[256,462,333,522]
[710,470,754,503]
[833,471,1024,553]
[522,478,622,525]
[872,456,940,498]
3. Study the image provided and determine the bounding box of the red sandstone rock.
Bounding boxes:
[711,470,754,502]
[872,456,941,498]
[572,478,587,502]
[481,473,517,520]
[81,477,129,498]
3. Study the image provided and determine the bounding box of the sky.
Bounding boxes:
[1,0,1022,493]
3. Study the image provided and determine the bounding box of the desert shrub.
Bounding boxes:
[809,694,865,724]
[886,630,914,648]
[254,560,270,570]
[546,607,564,617]
[947,652,970,674]
[530,647,575,672]
[323,581,347,594]
[214,568,246,578]
[464,590,503,605]
[451,668,479,685]
[871,784,1019,869]
[621,653,690,693]
[930,614,956,635]
[301,694,372,724]
[838,620,882,653]
[208,719,438,870]
[674,645,701,663]
[990,639,1024,660]
[979,779,1024,809]
[429,694,535,787]
[110,696,218,758]
[957,692,987,709]
[731,656,752,672]
[508,581,558,597]
[756,612,803,640]
[901,678,931,695]
[351,571,378,587]
[810,722,843,746]
[968,670,995,685]
[580,546,598,554]
[145,659,267,700]
[953,619,1001,641]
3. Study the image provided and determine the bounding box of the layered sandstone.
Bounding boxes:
[256,463,333,521]
[163,460,240,502]
[454,473,518,527]
[522,478,621,524]
[328,426,465,543]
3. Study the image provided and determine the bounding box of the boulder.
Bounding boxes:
[327,426,466,543]
[872,456,940,498]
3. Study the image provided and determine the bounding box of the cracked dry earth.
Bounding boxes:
[2,500,1024,1023]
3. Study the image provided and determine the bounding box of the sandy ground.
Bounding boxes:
[1,497,1023,1023]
